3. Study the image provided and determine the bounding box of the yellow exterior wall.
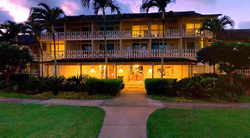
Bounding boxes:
[193,65,206,75]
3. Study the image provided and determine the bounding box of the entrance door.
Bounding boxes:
[128,65,144,83]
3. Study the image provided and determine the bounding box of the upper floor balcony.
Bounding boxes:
[40,29,212,41]
[42,49,198,61]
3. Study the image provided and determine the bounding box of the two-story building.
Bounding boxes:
[39,11,220,86]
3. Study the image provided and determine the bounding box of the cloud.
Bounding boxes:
[0,9,13,23]
[238,21,250,29]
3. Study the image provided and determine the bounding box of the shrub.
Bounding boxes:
[185,77,219,99]
[46,76,65,95]
[9,74,30,91]
[63,74,89,92]
[85,78,123,95]
[197,73,219,78]
[215,80,245,101]
[24,76,49,94]
[145,79,169,95]
[241,76,250,90]
[172,77,192,97]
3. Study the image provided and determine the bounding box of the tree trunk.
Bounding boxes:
[228,70,234,84]
[37,36,43,77]
[161,11,165,80]
[5,74,11,87]
[212,34,216,43]
[103,10,108,80]
[52,25,57,77]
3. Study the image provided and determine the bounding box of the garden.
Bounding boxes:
[0,74,124,100]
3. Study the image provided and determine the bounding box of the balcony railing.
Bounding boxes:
[43,49,198,61]
[40,29,212,40]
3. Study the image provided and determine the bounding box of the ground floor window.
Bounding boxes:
[157,66,174,76]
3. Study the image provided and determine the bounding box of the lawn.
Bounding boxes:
[0,104,105,137]
[147,108,250,138]
[0,91,115,99]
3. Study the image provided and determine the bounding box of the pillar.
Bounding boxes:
[120,39,122,57]
[179,38,183,57]
[114,63,117,78]
[152,63,154,78]
[149,39,152,57]
[80,64,82,75]
[191,64,193,77]
[64,23,66,38]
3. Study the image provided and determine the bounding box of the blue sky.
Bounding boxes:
[0,0,249,29]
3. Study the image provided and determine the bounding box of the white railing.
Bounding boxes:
[41,32,65,40]
[183,49,198,58]
[66,31,91,39]
[32,54,39,61]
[30,70,39,77]
[43,51,65,61]
[93,31,121,39]
[43,49,199,60]
[183,29,213,37]
[235,69,250,76]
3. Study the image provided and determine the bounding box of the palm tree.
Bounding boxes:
[25,21,47,76]
[140,0,175,80]
[29,3,67,77]
[81,0,121,80]
[200,15,234,43]
[0,20,25,43]
[200,15,234,73]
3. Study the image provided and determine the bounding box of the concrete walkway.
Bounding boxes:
[1,88,250,138]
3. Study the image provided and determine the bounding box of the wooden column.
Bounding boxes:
[149,39,152,57]
[80,64,82,75]
[120,39,122,57]
[114,63,117,78]
[152,63,154,78]
[191,64,193,77]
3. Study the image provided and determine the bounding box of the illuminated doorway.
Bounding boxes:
[128,65,144,83]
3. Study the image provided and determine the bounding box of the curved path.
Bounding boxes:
[1,88,250,138]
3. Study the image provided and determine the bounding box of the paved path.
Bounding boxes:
[1,88,250,138]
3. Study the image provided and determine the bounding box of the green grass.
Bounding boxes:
[237,94,250,102]
[148,95,201,102]
[0,103,105,138]
[147,108,250,138]
[0,91,29,98]
[0,91,115,100]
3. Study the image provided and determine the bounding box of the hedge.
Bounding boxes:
[85,78,123,95]
[145,78,177,95]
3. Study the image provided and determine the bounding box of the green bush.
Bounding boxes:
[46,76,65,95]
[197,73,219,78]
[172,77,192,97]
[9,74,30,91]
[63,74,89,92]
[215,80,245,101]
[24,76,49,94]
[242,76,250,90]
[145,79,169,95]
[85,78,123,95]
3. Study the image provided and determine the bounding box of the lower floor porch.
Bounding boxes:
[40,61,214,86]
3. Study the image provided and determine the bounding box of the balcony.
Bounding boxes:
[40,29,212,41]
[43,49,198,61]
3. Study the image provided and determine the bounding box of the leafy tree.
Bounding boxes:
[140,0,175,79]
[200,15,234,43]
[0,20,26,43]
[0,42,33,86]
[81,0,121,80]
[29,3,67,77]
[25,21,47,76]
[197,41,250,84]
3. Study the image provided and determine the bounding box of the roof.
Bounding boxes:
[217,29,250,42]
[14,35,39,45]
[66,11,221,21]
[45,58,197,65]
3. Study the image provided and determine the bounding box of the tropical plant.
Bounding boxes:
[29,2,67,77]
[200,15,234,43]
[0,20,27,43]
[0,42,33,87]
[25,21,47,76]
[197,41,250,84]
[64,74,89,92]
[81,0,121,80]
[46,76,65,95]
[140,0,175,79]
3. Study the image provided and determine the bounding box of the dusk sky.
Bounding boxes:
[0,0,249,29]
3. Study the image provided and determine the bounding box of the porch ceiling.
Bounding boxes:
[44,58,197,65]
